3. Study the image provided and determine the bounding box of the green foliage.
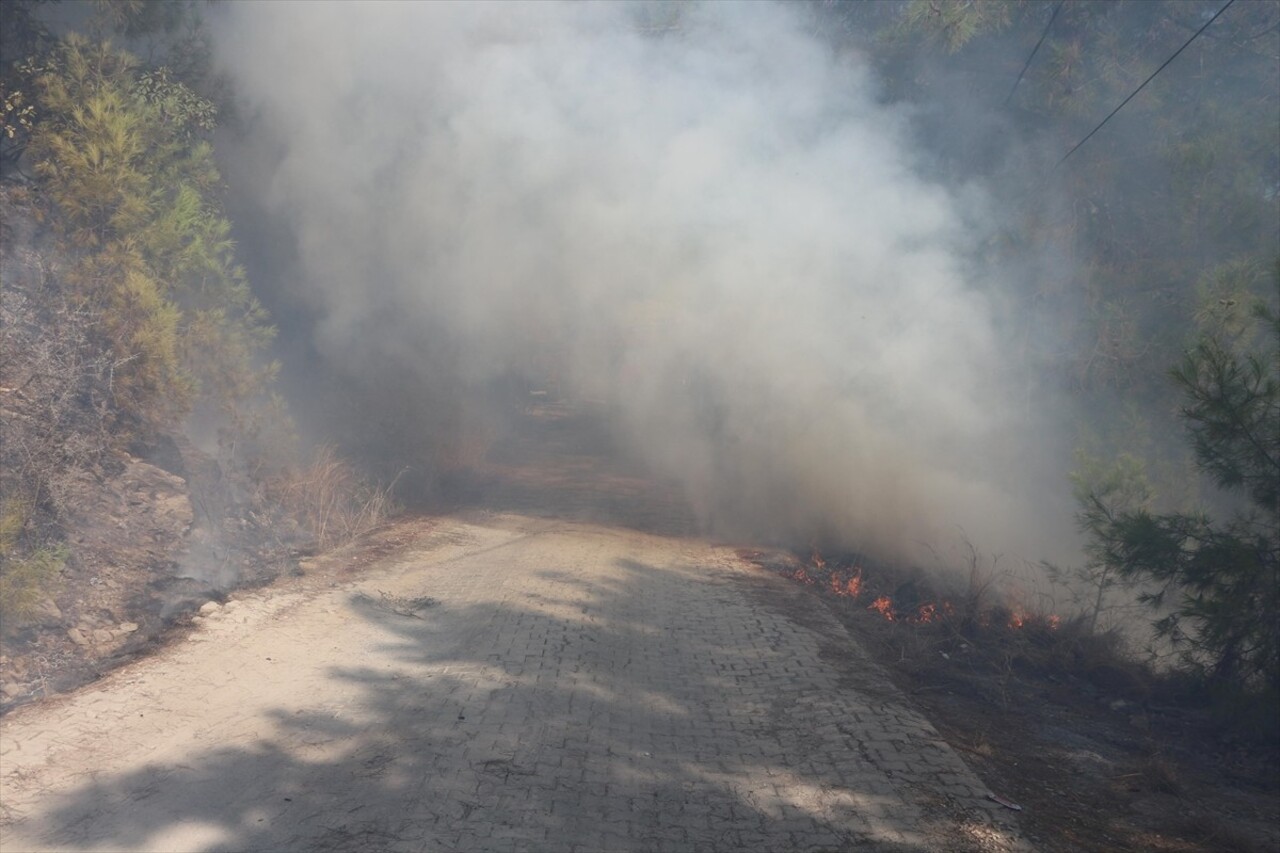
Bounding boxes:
[1193,258,1272,341]
[895,0,1018,52]
[89,0,184,38]
[0,546,66,629]
[0,499,65,629]
[1081,291,1280,691]
[876,0,1280,412]
[133,67,216,139]
[1049,450,1153,632]
[2,85,36,141]
[22,34,275,433]
[0,1,55,167]
[867,3,1280,690]
[0,500,28,555]
[1172,302,1280,512]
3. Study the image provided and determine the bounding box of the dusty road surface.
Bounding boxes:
[0,512,1025,852]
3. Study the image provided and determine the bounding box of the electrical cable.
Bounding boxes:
[1006,0,1065,105]
[1058,0,1236,165]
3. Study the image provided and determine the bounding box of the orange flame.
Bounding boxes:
[914,603,939,623]
[792,567,815,586]
[1009,612,1063,630]
[831,569,863,600]
[810,549,826,570]
[868,596,895,621]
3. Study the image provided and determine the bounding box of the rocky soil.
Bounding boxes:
[0,437,310,713]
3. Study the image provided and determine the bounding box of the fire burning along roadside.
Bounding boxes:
[755,548,1061,634]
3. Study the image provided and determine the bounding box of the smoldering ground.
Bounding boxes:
[211,1,1078,567]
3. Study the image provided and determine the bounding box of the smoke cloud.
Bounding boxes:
[211,1,1077,565]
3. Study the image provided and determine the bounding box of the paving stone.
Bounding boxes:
[0,518,1028,852]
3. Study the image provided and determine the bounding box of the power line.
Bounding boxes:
[1058,0,1236,165]
[1006,0,1065,105]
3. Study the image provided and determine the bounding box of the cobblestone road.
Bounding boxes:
[0,514,1026,852]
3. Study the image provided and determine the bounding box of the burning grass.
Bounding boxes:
[781,546,1057,633]
[747,543,1196,713]
[747,538,1280,754]
[740,543,1280,852]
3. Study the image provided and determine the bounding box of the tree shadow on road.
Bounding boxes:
[20,553,1013,852]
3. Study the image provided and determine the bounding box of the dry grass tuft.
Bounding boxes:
[274,446,402,549]
[0,499,65,630]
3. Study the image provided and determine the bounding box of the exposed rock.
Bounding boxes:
[1,233,318,715]
[1065,749,1116,776]
[61,458,194,561]
[2,423,309,712]
[30,597,64,627]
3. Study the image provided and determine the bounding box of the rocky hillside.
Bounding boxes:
[0,186,310,712]
[0,436,312,712]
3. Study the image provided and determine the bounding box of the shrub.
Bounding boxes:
[0,499,65,629]
[274,446,401,549]
[1080,290,1279,692]
[23,35,275,434]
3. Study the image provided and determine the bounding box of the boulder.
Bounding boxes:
[61,458,194,557]
[30,597,64,627]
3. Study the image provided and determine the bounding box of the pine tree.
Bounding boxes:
[1084,286,1279,691]
[23,35,275,433]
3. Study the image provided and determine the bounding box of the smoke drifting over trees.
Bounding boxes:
[2,0,1276,719]
[213,1,1083,564]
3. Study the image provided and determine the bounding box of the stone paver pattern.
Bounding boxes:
[0,515,1027,851]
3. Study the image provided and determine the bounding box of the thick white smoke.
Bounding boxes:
[213,1,1076,564]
